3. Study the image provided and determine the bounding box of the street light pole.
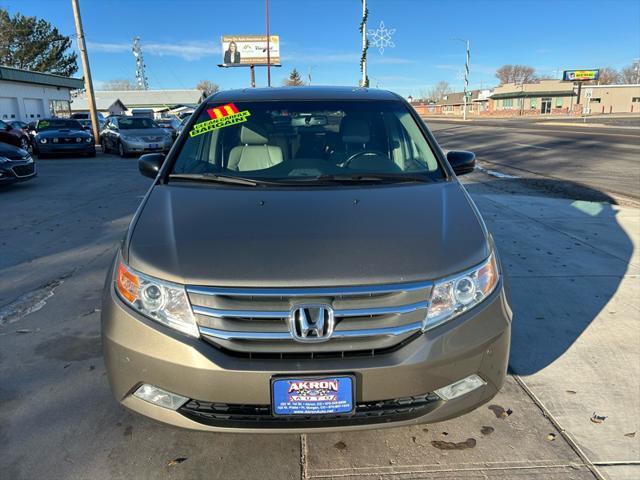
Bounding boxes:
[70,0,99,145]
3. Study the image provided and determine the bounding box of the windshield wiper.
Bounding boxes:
[169,173,263,186]
[295,173,433,184]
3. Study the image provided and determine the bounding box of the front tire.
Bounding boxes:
[118,141,127,158]
[20,137,30,151]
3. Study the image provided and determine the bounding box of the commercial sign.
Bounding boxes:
[221,35,280,66]
[562,69,600,82]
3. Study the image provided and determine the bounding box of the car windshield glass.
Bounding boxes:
[119,118,159,129]
[38,119,83,130]
[170,100,443,184]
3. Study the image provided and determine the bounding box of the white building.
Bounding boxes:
[0,66,84,122]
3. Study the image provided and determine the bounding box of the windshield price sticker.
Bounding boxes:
[189,103,250,137]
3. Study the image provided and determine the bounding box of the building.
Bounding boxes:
[71,89,205,117]
[489,80,576,115]
[70,97,126,117]
[583,84,640,114]
[0,66,84,122]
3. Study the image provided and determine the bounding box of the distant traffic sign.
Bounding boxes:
[563,69,599,82]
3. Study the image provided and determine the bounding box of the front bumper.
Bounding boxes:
[121,139,171,154]
[37,143,95,155]
[0,161,37,184]
[102,269,512,433]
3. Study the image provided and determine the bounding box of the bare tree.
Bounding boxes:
[428,81,451,102]
[102,79,137,91]
[620,60,640,84]
[495,64,537,84]
[595,67,620,85]
[196,80,220,96]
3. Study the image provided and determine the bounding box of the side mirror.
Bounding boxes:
[446,150,476,176]
[138,153,164,179]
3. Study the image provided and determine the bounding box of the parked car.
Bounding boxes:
[0,119,30,150]
[102,86,511,432]
[156,117,182,141]
[175,114,191,138]
[32,118,96,158]
[0,141,36,185]
[101,116,172,157]
[70,112,106,131]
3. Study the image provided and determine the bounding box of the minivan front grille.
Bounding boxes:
[187,281,432,355]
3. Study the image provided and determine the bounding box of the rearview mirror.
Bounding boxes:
[446,150,476,176]
[138,153,164,179]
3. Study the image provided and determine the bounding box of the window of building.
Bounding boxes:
[591,98,601,103]
[48,99,71,118]
[530,99,537,109]
[555,97,563,108]
[632,97,640,103]
[502,98,513,109]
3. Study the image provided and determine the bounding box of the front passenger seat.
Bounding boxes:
[228,126,283,172]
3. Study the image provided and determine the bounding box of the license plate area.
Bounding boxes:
[271,375,355,416]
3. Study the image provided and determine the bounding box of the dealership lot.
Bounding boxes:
[0,146,638,479]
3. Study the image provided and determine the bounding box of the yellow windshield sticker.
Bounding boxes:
[189,103,250,137]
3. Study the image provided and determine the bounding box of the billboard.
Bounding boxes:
[221,35,280,66]
[562,69,600,82]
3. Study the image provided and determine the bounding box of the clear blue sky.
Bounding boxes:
[2,0,639,96]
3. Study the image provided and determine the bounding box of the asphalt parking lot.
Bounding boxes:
[1,147,638,479]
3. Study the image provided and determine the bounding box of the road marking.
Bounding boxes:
[514,143,551,150]
[476,164,520,179]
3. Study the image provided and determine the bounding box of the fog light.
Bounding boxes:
[133,384,188,410]
[434,374,486,401]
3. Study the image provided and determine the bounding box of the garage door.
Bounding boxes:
[0,97,19,121]
[23,98,46,121]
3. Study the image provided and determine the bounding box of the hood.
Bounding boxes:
[127,181,489,287]
[119,128,168,137]
[37,129,91,138]
[0,141,30,160]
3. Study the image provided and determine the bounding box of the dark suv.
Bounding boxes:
[102,87,512,432]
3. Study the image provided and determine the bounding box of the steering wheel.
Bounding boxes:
[340,149,388,168]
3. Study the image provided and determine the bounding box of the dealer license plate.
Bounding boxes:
[271,376,354,416]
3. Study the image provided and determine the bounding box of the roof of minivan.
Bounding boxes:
[209,86,402,102]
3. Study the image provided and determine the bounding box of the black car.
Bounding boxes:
[32,118,96,158]
[0,141,36,185]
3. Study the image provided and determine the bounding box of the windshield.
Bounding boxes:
[169,100,444,184]
[119,117,159,129]
[37,119,83,131]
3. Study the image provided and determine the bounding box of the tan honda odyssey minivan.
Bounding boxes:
[102,86,512,432]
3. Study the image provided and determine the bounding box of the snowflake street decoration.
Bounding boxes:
[368,21,396,55]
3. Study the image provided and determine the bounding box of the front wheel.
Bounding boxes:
[118,141,126,158]
[20,137,30,151]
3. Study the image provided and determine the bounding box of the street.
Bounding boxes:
[1,149,637,479]
[427,119,640,202]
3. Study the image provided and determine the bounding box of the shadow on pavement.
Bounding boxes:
[465,178,634,376]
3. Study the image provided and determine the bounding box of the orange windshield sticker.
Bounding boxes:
[189,103,250,137]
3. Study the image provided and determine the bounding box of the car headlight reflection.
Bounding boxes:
[424,252,499,331]
[115,253,199,338]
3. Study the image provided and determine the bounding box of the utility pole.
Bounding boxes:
[454,38,470,120]
[361,0,368,87]
[266,0,271,87]
[70,0,99,145]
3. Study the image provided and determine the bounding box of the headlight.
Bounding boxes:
[76,137,82,143]
[114,254,199,338]
[424,252,499,331]
[39,138,48,144]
